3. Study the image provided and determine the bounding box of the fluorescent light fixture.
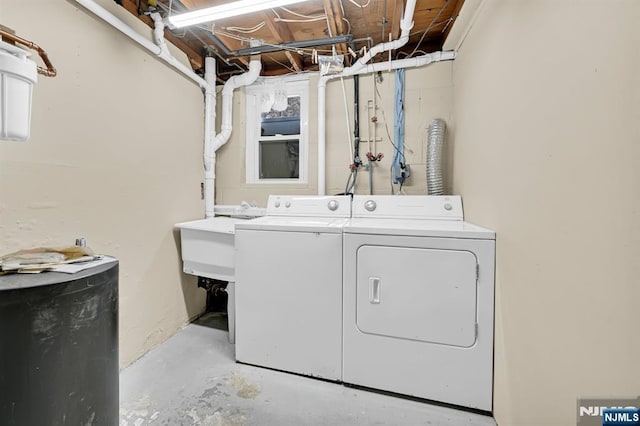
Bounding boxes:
[168,0,309,29]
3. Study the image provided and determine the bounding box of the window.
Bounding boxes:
[245,77,309,184]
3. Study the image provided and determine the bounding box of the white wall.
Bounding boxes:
[451,1,640,425]
[215,63,454,204]
[1,0,206,367]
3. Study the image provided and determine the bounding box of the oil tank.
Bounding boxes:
[0,261,118,425]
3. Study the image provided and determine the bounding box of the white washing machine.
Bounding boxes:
[234,195,351,381]
[342,195,496,411]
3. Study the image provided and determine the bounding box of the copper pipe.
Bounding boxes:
[0,29,57,77]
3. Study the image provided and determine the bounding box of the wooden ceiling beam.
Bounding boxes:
[212,33,249,67]
[442,0,465,47]
[391,0,404,40]
[323,0,350,62]
[118,0,204,69]
[259,12,303,72]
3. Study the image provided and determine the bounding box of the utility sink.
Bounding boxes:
[175,217,245,282]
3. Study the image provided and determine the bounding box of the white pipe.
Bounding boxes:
[346,0,416,75]
[74,0,263,218]
[317,51,455,195]
[204,56,262,217]
[211,58,262,152]
[73,0,207,89]
[203,57,217,219]
[150,13,207,89]
[316,0,417,195]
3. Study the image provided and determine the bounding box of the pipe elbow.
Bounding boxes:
[400,19,414,32]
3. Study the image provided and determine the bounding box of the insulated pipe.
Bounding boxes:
[317,50,455,195]
[73,0,207,89]
[204,55,261,217]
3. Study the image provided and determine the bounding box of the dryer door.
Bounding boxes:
[356,246,478,347]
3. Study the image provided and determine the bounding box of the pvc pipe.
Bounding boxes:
[317,51,456,195]
[150,13,207,90]
[73,0,206,89]
[346,0,416,75]
[211,57,262,153]
[316,0,417,195]
[204,56,261,217]
[203,57,216,218]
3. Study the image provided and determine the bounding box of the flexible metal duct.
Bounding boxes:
[426,118,446,195]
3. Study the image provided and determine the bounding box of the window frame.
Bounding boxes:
[245,76,309,184]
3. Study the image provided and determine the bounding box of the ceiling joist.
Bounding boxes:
[260,12,303,72]
[322,0,350,61]
[115,0,464,80]
[119,0,204,69]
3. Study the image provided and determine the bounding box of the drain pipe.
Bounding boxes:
[317,0,416,195]
[203,57,217,219]
[73,0,207,89]
[345,0,417,76]
[205,55,262,218]
[74,0,262,218]
[318,50,456,195]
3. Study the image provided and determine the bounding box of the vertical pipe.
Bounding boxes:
[317,78,328,195]
[353,74,360,164]
[204,57,216,218]
[316,51,455,195]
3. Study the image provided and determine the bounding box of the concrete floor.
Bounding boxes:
[120,313,497,426]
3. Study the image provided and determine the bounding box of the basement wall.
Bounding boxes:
[450,1,640,425]
[0,0,206,368]
[215,63,454,203]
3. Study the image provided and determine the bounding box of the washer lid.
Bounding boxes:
[345,218,495,239]
[235,216,350,233]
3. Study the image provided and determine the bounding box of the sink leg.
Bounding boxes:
[227,281,235,344]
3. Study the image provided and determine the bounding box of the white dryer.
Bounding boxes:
[342,195,495,411]
[235,195,351,381]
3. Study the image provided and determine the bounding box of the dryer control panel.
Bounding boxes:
[352,195,463,220]
[267,195,352,218]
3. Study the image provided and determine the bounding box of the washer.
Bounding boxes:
[342,195,496,411]
[235,195,351,381]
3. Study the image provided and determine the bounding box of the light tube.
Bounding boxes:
[167,0,309,28]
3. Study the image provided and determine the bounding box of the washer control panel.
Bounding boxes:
[267,195,351,217]
[352,195,464,220]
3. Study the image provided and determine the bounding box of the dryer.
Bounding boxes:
[235,195,351,381]
[342,195,495,411]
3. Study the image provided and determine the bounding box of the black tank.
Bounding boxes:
[0,261,119,426]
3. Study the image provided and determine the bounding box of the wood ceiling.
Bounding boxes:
[118,0,464,80]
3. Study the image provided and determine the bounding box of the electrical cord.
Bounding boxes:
[409,0,451,57]
[374,84,405,163]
